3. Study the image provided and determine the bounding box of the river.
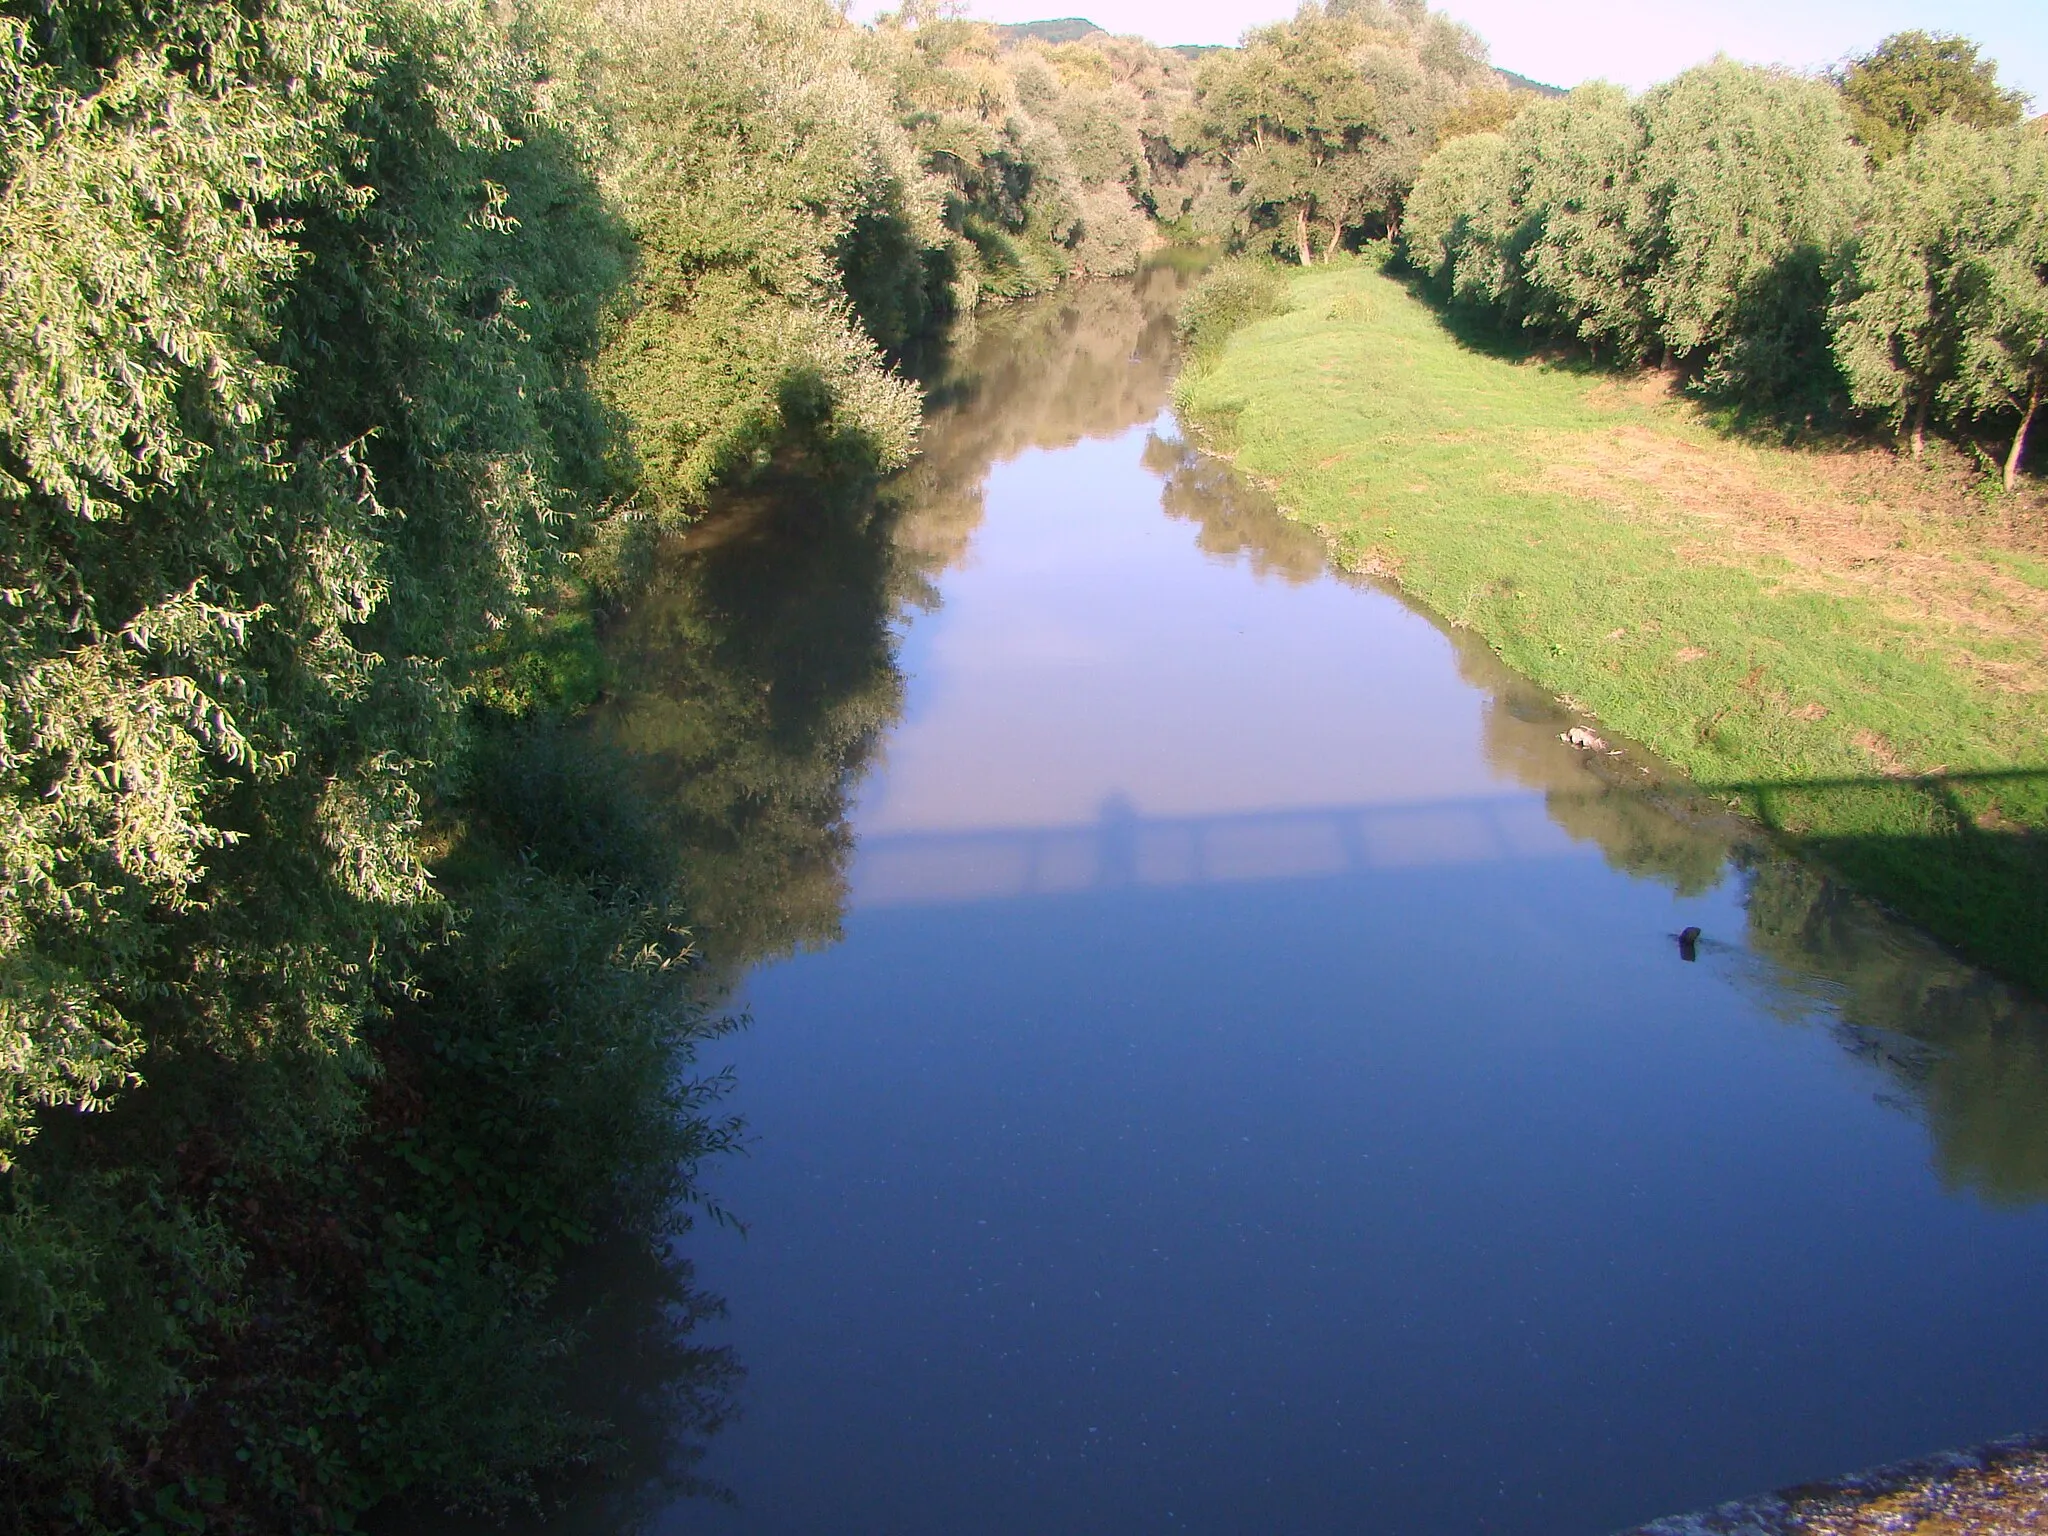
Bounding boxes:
[588,265,2048,1535]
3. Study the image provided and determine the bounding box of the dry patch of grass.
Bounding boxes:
[1542,426,2048,693]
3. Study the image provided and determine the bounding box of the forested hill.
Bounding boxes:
[1496,67,1566,96]
[997,13,1562,94]
[998,16,1106,44]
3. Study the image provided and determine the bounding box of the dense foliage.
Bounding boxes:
[1402,35,2045,483]
[0,0,1212,1528]
[1834,30,2029,165]
[1834,121,2048,489]
[860,8,1199,300]
[1172,0,1496,262]
[584,0,934,515]
[0,0,747,1526]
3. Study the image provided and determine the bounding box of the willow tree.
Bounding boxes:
[1631,60,1867,398]
[0,0,703,1513]
[1402,81,1651,357]
[1944,131,2048,489]
[1835,122,2048,485]
[0,0,402,1158]
[851,15,1160,299]
[1833,121,1993,455]
[1496,82,1649,355]
[1180,0,1489,264]
[1002,37,1178,277]
[589,0,936,515]
[1402,128,1512,298]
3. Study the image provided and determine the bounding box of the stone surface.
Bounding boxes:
[1618,1435,2048,1535]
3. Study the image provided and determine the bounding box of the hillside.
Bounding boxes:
[1496,65,1565,95]
[994,15,1559,94]
[997,16,1104,44]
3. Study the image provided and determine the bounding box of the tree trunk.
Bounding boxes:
[2005,379,2040,492]
[1323,220,1341,263]
[1294,204,1311,267]
[1909,382,1930,460]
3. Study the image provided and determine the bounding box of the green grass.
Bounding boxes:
[1176,257,2048,992]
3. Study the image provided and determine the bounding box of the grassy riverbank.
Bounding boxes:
[1176,257,2048,991]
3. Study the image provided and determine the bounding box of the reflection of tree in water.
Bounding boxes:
[601,479,909,974]
[594,256,1212,974]
[1144,430,1330,584]
[393,1232,738,1536]
[891,257,1200,579]
[1744,859,2048,1205]
[1449,623,1738,897]
[1144,405,2048,1203]
[1145,412,1737,893]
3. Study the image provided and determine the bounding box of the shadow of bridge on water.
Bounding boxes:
[852,789,1625,909]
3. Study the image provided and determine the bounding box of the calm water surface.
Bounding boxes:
[603,268,2048,1535]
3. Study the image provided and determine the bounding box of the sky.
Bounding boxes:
[850,0,2048,105]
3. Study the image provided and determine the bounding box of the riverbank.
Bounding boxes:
[1175,257,2048,992]
[1619,1432,2048,1534]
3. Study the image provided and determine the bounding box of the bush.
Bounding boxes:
[1176,259,1290,360]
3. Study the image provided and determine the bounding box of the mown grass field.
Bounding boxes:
[1176,256,2048,991]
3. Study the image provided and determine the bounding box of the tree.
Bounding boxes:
[0,0,715,1513]
[1499,82,1649,356]
[1836,122,2048,486]
[589,0,934,514]
[1943,132,2048,489]
[1833,121,1992,455]
[857,14,1196,297]
[1632,60,1866,386]
[1836,31,2029,165]
[1402,82,1651,357]
[1180,0,1489,264]
[1184,13,1370,264]
[1402,128,1512,297]
[1435,84,1525,144]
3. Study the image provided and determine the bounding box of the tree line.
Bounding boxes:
[1401,32,2045,486]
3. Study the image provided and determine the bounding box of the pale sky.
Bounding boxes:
[853,0,2047,105]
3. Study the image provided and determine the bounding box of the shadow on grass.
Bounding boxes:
[1701,766,2048,998]
[1378,248,1909,456]
[1381,257,1565,368]
[1381,248,2048,483]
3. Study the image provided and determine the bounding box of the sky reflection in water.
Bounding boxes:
[649,271,2048,1536]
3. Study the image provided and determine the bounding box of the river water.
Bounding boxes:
[595,266,2048,1535]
